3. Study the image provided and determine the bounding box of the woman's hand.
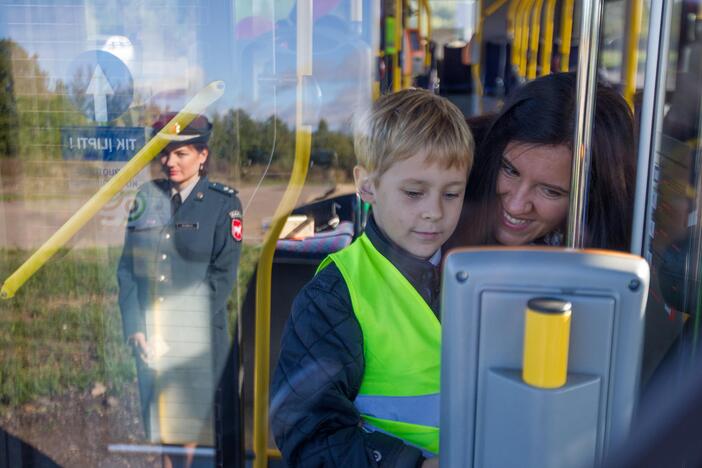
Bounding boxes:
[422,457,439,467]
[128,332,149,361]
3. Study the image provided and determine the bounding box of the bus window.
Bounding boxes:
[637,0,702,385]
[0,1,377,465]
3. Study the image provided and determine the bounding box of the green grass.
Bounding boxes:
[0,243,260,410]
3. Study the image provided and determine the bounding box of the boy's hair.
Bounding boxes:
[353,88,474,177]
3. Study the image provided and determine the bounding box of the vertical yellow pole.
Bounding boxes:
[513,0,528,78]
[425,0,433,68]
[623,0,643,107]
[472,0,485,97]
[527,0,545,80]
[252,1,313,467]
[508,0,521,41]
[560,0,574,72]
[540,0,557,75]
[393,0,402,91]
[519,0,536,78]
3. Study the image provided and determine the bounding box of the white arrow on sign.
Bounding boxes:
[86,64,114,122]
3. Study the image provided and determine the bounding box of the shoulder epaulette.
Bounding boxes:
[209,181,238,196]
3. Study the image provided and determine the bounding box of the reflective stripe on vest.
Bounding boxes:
[320,234,441,454]
[354,393,440,427]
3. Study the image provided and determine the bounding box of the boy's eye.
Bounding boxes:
[403,190,423,199]
[501,160,518,177]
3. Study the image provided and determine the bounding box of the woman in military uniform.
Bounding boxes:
[117,113,242,463]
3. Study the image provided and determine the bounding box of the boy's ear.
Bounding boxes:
[353,165,375,203]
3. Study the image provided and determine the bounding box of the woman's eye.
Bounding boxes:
[501,161,518,177]
[444,192,460,200]
[542,187,565,199]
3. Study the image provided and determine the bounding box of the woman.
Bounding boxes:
[117,113,242,464]
[452,72,636,251]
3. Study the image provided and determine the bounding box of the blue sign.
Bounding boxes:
[61,126,146,161]
[68,50,134,123]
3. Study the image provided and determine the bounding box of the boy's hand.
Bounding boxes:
[422,457,439,468]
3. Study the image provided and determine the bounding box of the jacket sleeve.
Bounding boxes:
[117,224,144,340]
[271,264,425,468]
[208,194,242,315]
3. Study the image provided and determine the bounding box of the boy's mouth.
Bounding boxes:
[413,230,441,240]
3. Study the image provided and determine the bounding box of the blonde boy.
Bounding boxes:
[272,89,474,468]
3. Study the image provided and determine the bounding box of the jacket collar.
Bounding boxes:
[365,215,442,317]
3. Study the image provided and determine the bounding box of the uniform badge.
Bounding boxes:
[127,191,146,222]
[229,210,243,241]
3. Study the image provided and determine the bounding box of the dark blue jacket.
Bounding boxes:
[271,216,441,468]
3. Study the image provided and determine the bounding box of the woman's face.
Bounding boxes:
[493,142,571,246]
[160,144,208,189]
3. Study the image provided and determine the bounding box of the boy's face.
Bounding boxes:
[355,151,467,259]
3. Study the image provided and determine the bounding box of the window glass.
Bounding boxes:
[640,0,702,383]
[0,0,377,464]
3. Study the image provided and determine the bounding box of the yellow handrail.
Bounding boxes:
[559,0,574,72]
[512,0,528,77]
[472,0,485,98]
[527,0,545,80]
[421,0,432,68]
[507,0,521,38]
[540,0,557,75]
[393,0,403,91]
[518,0,536,78]
[623,0,643,108]
[252,1,314,467]
[0,81,225,300]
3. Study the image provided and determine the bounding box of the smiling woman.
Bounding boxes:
[450,72,636,251]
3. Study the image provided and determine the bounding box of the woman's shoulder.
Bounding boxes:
[206,179,238,198]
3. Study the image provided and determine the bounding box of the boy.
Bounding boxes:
[271,89,474,467]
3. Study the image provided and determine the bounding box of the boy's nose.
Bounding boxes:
[421,196,443,220]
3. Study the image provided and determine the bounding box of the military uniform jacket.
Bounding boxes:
[117,176,242,443]
[117,176,241,342]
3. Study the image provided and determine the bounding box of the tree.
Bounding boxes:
[0,40,20,158]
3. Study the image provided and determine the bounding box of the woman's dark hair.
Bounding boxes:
[452,72,636,251]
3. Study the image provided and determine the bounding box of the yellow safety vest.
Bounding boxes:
[318,233,441,455]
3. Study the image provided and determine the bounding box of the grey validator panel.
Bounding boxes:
[440,248,649,468]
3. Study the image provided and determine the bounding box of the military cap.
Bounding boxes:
[152,112,212,145]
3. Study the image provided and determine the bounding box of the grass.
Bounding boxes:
[0,243,261,410]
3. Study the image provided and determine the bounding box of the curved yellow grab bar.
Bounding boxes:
[1,81,225,300]
[252,1,314,467]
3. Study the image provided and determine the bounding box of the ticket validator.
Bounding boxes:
[440,248,649,467]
